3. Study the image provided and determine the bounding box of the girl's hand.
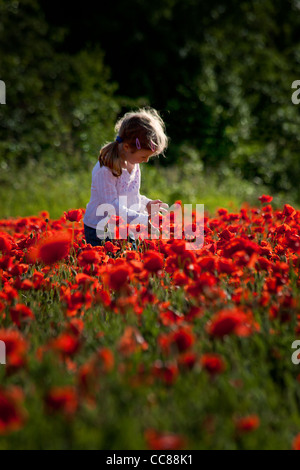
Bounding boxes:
[146,200,169,216]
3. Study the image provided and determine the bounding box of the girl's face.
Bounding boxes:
[122,143,154,164]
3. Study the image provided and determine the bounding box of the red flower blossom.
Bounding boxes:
[235,415,260,433]
[0,329,28,371]
[50,333,80,357]
[10,304,35,327]
[200,353,225,375]
[172,326,195,352]
[78,249,102,266]
[282,204,296,218]
[143,250,164,273]
[108,265,132,291]
[145,429,186,450]
[207,308,256,338]
[64,209,83,222]
[292,434,300,450]
[0,386,26,435]
[258,195,273,204]
[0,235,12,254]
[45,386,78,415]
[178,351,197,370]
[29,232,72,265]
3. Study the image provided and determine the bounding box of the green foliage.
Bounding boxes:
[39,0,300,198]
[1,0,300,203]
[0,0,122,171]
[0,158,293,221]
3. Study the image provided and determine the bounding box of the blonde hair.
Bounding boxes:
[99,107,168,177]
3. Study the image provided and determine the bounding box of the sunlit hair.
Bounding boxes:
[99,107,168,177]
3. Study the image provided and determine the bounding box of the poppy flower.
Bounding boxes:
[64,209,83,223]
[0,329,27,371]
[78,249,102,266]
[0,386,26,435]
[29,232,72,265]
[50,333,80,357]
[143,250,164,273]
[145,429,186,450]
[178,351,197,370]
[0,235,12,254]
[292,434,300,450]
[258,195,273,204]
[97,348,115,372]
[45,386,78,415]
[235,415,260,433]
[172,326,195,352]
[200,353,226,375]
[10,304,35,327]
[108,265,132,291]
[282,204,296,218]
[206,308,253,338]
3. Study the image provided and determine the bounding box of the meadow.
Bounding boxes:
[1,190,300,449]
[1,0,300,450]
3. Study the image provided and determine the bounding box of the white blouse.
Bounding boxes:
[83,161,151,230]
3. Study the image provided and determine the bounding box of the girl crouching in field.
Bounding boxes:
[83,108,169,247]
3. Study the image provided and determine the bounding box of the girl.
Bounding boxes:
[83,107,169,247]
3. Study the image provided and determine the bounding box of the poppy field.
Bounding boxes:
[1,197,300,450]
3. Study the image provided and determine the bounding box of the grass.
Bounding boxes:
[0,159,295,221]
[1,168,300,449]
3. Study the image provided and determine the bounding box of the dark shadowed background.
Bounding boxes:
[1,0,300,217]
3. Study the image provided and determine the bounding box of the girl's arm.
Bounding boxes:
[96,167,149,228]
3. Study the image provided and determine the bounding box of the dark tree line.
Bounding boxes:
[1,0,300,199]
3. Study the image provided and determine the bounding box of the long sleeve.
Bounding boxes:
[96,167,148,227]
[139,194,152,209]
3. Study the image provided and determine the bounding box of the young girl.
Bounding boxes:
[83,108,169,247]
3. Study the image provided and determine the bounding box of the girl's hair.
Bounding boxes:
[99,107,168,177]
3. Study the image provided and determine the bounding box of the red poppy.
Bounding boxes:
[10,304,35,327]
[207,308,253,338]
[143,250,164,273]
[282,204,296,218]
[0,386,26,435]
[50,333,80,357]
[45,386,78,415]
[78,249,102,266]
[64,209,83,222]
[200,353,225,375]
[178,351,197,370]
[0,235,12,254]
[29,232,72,265]
[258,195,273,204]
[108,265,132,291]
[0,329,28,371]
[235,415,260,433]
[97,347,115,372]
[172,326,195,352]
[145,429,186,450]
[292,434,300,450]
